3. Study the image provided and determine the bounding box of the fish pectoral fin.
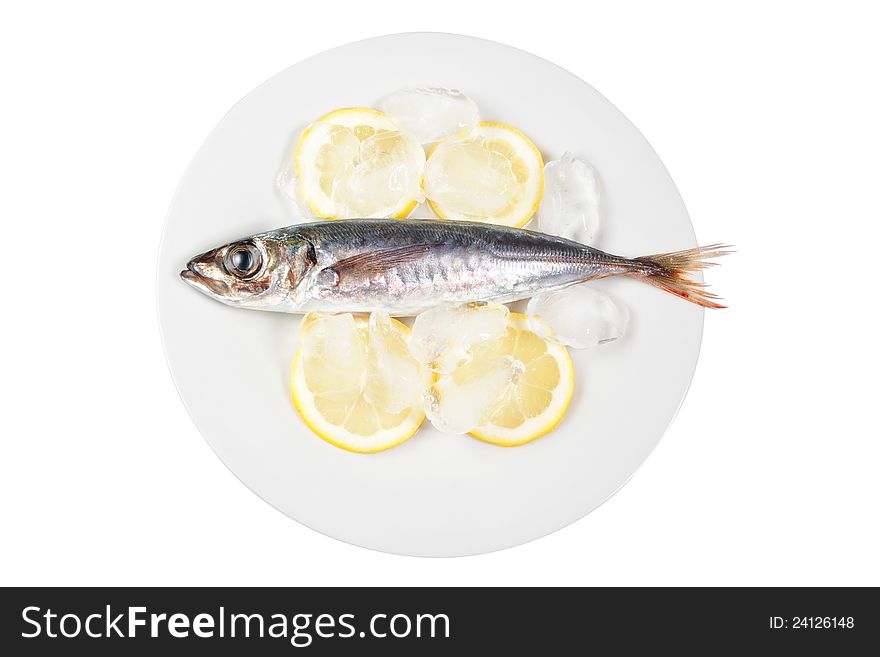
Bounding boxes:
[327,243,442,281]
[315,268,340,287]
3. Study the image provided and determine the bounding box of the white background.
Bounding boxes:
[2,1,877,586]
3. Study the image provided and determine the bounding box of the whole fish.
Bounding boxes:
[181,219,729,315]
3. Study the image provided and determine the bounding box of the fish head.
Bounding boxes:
[180,233,312,310]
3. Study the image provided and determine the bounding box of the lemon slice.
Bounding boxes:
[294,108,424,220]
[451,313,573,446]
[291,312,429,453]
[424,122,544,227]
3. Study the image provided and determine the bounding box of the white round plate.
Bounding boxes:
[157,33,702,557]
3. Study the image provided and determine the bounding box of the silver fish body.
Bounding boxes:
[181,219,728,314]
[289,220,636,315]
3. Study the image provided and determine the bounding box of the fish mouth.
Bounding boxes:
[180,263,229,297]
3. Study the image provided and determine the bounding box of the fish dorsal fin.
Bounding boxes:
[325,243,441,282]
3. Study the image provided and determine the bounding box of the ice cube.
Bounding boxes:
[379,88,480,144]
[363,312,430,414]
[527,285,629,348]
[410,303,509,373]
[276,160,314,222]
[537,152,601,245]
[330,129,425,218]
[300,312,365,362]
[424,356,520,434]
[423,137,517,217]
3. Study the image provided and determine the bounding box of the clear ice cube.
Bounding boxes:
[276,160,314,222]
[299,312,368,371]
[410,303,509,373]
[537,151,601,245]
[424,356,520,435]
[527,285,629,348]
[363,312,430,414]
[330,129,425,217]
[379,88,480,144]
[422,137,517,217]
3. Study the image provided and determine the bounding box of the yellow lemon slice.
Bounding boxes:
[294,108,424,219]
[291,312,430,453]
[455,313,573,446]
[424,122,544,227]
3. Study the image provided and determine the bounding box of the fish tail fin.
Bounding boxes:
[631,244,733,309]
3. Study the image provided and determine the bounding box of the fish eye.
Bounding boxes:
[224,243,262,279]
